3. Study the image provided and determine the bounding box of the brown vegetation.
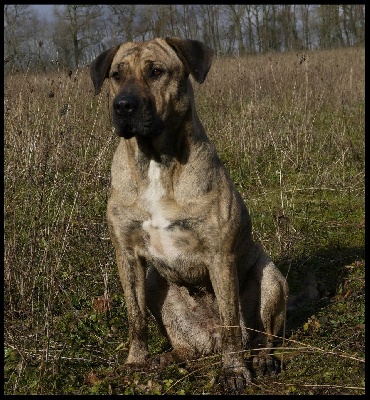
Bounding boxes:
[4,46,364,394]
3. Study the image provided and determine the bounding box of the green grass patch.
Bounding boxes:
[4,47,364,394]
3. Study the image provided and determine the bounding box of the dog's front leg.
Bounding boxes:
[115,247,148,365]
[210,254,251,393]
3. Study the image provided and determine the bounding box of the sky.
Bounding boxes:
[31,4,55,20]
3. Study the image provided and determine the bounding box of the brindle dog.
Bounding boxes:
[90,37,288,393]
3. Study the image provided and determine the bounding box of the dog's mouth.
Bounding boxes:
[112,93,164,139]
[113,115,164,139]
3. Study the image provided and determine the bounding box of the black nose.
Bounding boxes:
[113,94,139,117]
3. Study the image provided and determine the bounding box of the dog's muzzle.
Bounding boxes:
[113,94,139,118]
[112,93,163,139]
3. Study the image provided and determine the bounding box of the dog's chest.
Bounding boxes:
[144,159,166,213]
[141,160,199,261]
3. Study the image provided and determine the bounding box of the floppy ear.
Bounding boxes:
[165,37,213,84]
[90,45,120,95]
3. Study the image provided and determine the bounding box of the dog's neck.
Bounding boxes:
[134,109,196,166]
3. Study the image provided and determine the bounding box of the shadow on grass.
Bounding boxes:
[277,244,364,334]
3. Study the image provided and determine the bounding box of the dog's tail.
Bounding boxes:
[286,270,319,311]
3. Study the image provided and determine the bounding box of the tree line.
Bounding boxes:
[4,4,365,73]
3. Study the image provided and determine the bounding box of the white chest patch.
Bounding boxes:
[143,160,168,227]
[142,160,200,261]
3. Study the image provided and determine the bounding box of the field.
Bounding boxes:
[4,46,364,394]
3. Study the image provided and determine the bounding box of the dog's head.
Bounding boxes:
[90,38,213,139]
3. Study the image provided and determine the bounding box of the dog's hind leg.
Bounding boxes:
[146,251,288,376]
[146,266,222,364]
[239,249,288,376]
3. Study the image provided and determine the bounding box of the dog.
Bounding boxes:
[90,37,288,393]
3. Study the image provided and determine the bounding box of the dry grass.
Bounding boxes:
[4,46,364,394]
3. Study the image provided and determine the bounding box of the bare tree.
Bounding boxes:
[5,3,366,73]
[244,5,256,53]
[52,5,106,68]
[4,5,38,72]
[176,5,198,39]
[299,5,313,50]
[197,5,222,55]
[28,14,56,72]
[318,5,343,49]
[348,5,365,46]
[332,5,345,48]
[251,5,263,53]
[223,5,246,55]
[278,5,301,51]
[151,5,175,37]
[133,5,168,40]
[107,5,138,42]
[269,5,280,51]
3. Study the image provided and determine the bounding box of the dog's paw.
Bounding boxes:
[148,352,176,370]
[123,353,174,373]
[219,365,252,394]
[252,353,281,376]
[124,361,148,372]
[124,352,149,371]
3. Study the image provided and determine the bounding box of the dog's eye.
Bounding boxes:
[111,71,120,81]
[151,68,163,78]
